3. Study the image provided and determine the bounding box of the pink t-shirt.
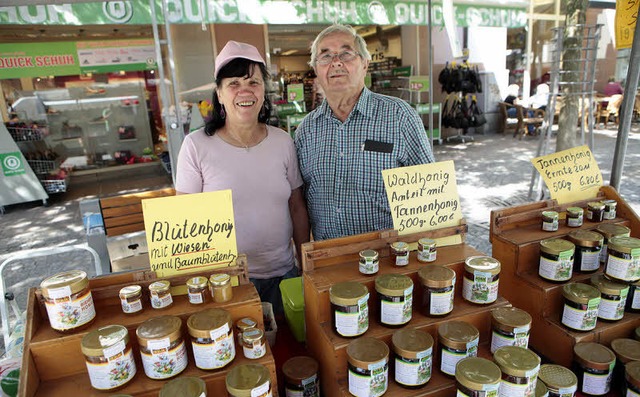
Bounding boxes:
[175,125,303,278]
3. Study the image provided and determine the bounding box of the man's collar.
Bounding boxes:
[312,87,373,121]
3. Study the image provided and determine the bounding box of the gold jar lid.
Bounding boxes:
[236,317,257,332]
[567,230,604,248]
[608,236,640,254]
[493,346,541,377]
[418,265,455,288]
[464,256,501,275]
[392,328,434,359]
[187,308,232,339]
[590,274,629,296]
[210,273,231,286]
[359,249,379,261]
[418,238,436,247]
[160,376,207,397]
[81,324,129,357]
[40,270,89,297]
[491,307,532,331]
[119,285,142,298]
[535,379,549,397]
[562,283,600,304]
[187,276,208,289]
[226,363,271,395]
[347,337,389,369]
[282,356,319,383]
[375,274,413,297]
[602,199,617,207]
[540,238,575,256]
[574,342,616,371]
[566,207,584,216]
[595,223,630,239]
[541,210,558,220]
[148,280,170,293]
[610,338,640,363]
[136,315,182,347]
[242,328,264,343]
[588,201,605,210]
[538,364,578,389]
[438,321,479,351]
[329,281,369,306]
[390,241,409,251]
[627,361,640,388]
[455,357,501,391]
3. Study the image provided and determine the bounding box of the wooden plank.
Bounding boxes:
[99,187,175,209]
[101,203,143,218]
[103,213,144,229]
[105,223,147,237]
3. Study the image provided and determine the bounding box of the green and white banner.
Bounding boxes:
[0,152,26,177]
[0,1,527,28]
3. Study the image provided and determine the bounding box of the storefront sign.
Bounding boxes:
[0,152,25,176]
[142,190,238,278]
[615,0,638,49]
[531,145,602,204]
[77,39,157,74]
[287,83,305,103]
[0,1,527,28]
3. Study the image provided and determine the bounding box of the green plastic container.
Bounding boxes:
[280,277,305,342]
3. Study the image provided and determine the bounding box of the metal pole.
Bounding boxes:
[611,16,640,189]
[428,0,434,145]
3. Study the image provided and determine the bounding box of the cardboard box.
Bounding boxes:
[106,231,150,272]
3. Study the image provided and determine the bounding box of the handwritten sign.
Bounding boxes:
[531,145,602,204]
[382,161,463,245]
[142,190,238,278]
[615,0,639,49]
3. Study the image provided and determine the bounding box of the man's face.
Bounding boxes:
[313,32,369,95]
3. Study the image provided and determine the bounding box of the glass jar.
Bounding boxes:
[602,199,617,220]
[586,201,605,222]
[595,223,630,266]
[347,337,389,397]
[390,242,410,267]
[40,270,96,333]
[235,317,257,346]
[566,207,584,227]
[186,276,209,304]
[605,236,640,282]
[210,273,233,303]
[160,376,207,397]
[375,273,413,327]
[282,356,320,397]
[538,364,578,397]
[392,328,433,388]
[226,363,272,397]
[462,256,500,304]
[626,361,640,396]
[329,281,369,337]
[590,274,629,321]
[610,338,640,394]
[119,285,143,314]
[626,280,640,313]
[490,306,532,353]
[242,328,266,359]
[187,308,235,370]
[573,342,616,396]
[418,265,455,317]
[417,238,437,263]
[81,325,136,391]
[542,210,559,232]
[359,249,379,275]
[494,346,541,397]
[148,280,173,309]
[455,357,501,396]
[539,238,575,282]
[437,320,479,376]
[536,380,549,397]
[567,230,603,273]
[136,315,188,380]
[561,283,601,331]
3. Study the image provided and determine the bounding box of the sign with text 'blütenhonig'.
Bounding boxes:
[142,190,237,278]
[531,145,602,204]
[383,160,463,246]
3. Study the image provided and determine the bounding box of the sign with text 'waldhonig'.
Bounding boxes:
[142,190,238,278]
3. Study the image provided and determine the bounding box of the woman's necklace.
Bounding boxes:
[225,125,266,152]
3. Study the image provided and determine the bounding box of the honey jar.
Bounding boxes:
[40,270,96,333]
[210,273,233,303]
[119,285,143,314]
[136,315,188,380]
[148,280,172,309]
[187,308,235,370]
[390,242,410,267]
[81,325,136,391]
[186,276,209,304]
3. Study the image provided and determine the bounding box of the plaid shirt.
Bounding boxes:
[295,87,435,240]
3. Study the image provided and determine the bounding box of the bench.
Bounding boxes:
[498,102,545,140]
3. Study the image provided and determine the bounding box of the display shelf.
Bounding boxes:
[26,158,62,174]
[7,126,48,142]
[39,178,67,194]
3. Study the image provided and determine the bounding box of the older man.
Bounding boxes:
[294,24,435,241]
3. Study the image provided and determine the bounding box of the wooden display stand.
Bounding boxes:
[18,256,278,396]
[301,224,511,397]
[490,186,640,367]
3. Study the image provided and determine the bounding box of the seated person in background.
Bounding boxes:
[504,84,520,117]
[520,83,549,134]
[603,76,623,97]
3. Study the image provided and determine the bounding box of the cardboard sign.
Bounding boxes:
[142,190,238,277]
[615,0,639,49]
[531,145,602,204]
[382,161,463,245]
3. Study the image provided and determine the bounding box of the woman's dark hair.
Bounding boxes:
[205,58,272,135]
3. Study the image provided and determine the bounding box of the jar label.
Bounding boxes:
[348,361,387,397]
[558,385,578,395]
[210,323,230,340]
[604,208,616,219]
[120,297,142,314]
[243,341,266,359]
[193,326,235,369]
[140,339,188,379]
[151,291,173,309]
[380,286,412,325]
[579,249,601,272]
[542,219,558,231]
[335,295,369,337]
[582,370,612,395]
[418,247,437,262]
[359,259,379,274]
[462,272,498,303]
[606,250,640,281]
[251,381,271,397]
[632,288,640,309]
[441,347,476,376]
[285,374,319,397]
[498,377,534,397]
[599,244,609,265]
[395,252,409,266]
[44,290,95,331]
[490,328,530,353]
[85,347,136,390]
[103,340,126,356]
[395,355,431,386]
[429,287,454,315]
[47,286,72,300]
[561,299,599,330]
[188,291,204,304]
[147,337,170,350]
[598,293,627,320]
[568,214,583,227]
[539,251,573,281]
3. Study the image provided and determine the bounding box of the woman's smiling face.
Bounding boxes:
[217,64,265,123]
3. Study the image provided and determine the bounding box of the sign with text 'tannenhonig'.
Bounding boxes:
[531,145,602,204]
[142,190,237,278]
[383,160,463,245]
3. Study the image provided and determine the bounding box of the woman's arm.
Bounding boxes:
[289,186,310,268]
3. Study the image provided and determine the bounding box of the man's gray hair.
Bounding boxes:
[308,24,372,68]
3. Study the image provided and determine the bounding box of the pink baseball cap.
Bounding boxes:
[214,40,266,79]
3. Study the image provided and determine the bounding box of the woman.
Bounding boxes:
[176,41,310,314]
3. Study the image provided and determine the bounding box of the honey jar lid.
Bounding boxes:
[136,315,182,346]
[455,357,501,391]
[186,276,208,289]
[541,210,558,219]
[610,338,640,363]
[535,379,549,397]
[359,249,379,260]
[602,199,617,206]
[390,241,409,251]
[236,317,257,332]
[119,285,142,298]
[418,238,436,246]
[540,238,575,256]
[491,306,532,330]
[210,273,231,286]
[159,376,206,397]
[329,281,369,306]
[464,256,501,275]
[242,328,264,343]
[282,356,319,384]
[148,280,170,292]
[392,328,434,359]
[595,223,630,239]
[347,337,389,369]
[437,321,479,351]
[562,283,600,304]
[81,324,129,357]
[573,342,616,371]
[40,270,89,297]
[226,363,271,394]
[493,346,541,377]
[627,361,640,387]
[418,265,455,288]
[566,206,583,215]
[567,230,604,247]
[538,364,578,389]
[587,201,605,210]
[590,274,629,296]
[187,308,232,339]
[375,273,413,297]
[608,236,640,254]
